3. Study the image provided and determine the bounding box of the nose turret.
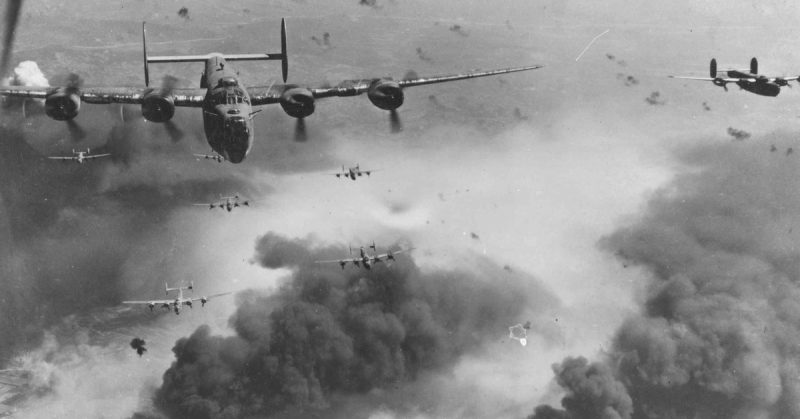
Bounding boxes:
[221,115,251,163]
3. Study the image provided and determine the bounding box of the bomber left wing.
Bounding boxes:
[122,299,172,306]
[246,65,542,107]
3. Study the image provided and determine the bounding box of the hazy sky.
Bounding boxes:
[4,0,800,418]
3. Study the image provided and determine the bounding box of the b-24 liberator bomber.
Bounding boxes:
[123,282,231,315]
[194,152,225,163]
[0,19,541,163]
[332,164,376,180]
[48,148,110,164]
[193,195,251,212]
[669,57,798,96]
[316,242,409,270]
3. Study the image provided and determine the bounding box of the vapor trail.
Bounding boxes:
[575,29,609,62]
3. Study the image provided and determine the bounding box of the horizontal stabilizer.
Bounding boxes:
[147,53,284,63]
[142,18,288,85]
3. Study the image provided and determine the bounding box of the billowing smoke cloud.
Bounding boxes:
[644,91,665,106]
[727,126,751,141]
[616,73,638,87]
[449,24,469,37]
[153,233,547,417]
[532,137,800,418]
[130,338,147,356]
[4,61,49,87]
[529,357,632,419]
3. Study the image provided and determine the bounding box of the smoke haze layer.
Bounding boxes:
[533,137,800,419]
[154,233,554,418]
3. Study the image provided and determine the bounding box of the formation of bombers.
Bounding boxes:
[7,11,784,360]
[0,17,543,322]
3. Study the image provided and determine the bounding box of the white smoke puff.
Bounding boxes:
[8,61,49,87]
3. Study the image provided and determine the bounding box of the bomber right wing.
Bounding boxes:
[84,154,111,160]
[190,292,232,303]
[369,248,409,263]
[0,86,206,106]
[47,156,78,160]
[246,65,542,106]
[314,258,358,268]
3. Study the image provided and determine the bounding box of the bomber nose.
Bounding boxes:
[224,150,245,164]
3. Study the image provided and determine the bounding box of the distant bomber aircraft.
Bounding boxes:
[123,282,231,315]
[316,242,409,270]
[194,152,225,163]
[193,195,251,212]
[0,19,541,164]
[669,57,798,96]
[332,164,375,180]
[48,148,110,163]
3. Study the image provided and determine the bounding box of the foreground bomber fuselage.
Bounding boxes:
[201,54,254,163]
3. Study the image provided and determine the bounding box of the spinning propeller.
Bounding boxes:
[62,73,87,141]
[159,75,185,142]
[294,117,307,142]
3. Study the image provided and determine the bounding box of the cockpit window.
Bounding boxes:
[218,77,238,88]
[212,87,250,106]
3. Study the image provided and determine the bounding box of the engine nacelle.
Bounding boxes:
[45,87,81,121]
[280,87,315,118]
[141,91,176,122]
[367,80,404,110]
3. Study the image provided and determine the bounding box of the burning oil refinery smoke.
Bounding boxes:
[152,233,549,418]
[531,137,800,418]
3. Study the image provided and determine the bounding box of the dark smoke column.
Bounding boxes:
[154,234,543,418]
[532,140,800,418]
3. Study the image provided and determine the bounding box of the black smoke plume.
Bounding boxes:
[644,91,665,106]
[154,233,547,417]
[130,337,147,357]
[616,73,638,87]
[177,7,190,20]
[529,357,632,419]
[532,137,800,418]
[727,126,751,141]
[449,24,469,37]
